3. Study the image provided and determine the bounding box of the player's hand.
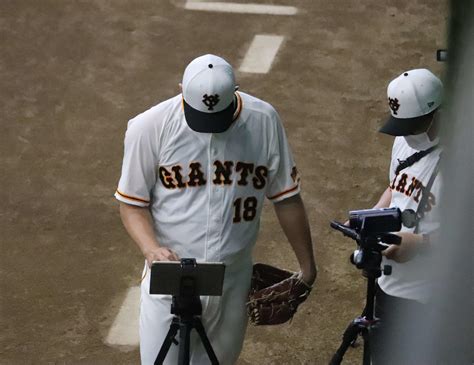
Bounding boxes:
[382,232,422,263]
[145,247,179,267]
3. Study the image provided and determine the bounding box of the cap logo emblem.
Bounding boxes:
[202,94,220,111]
[427,101,435,108]
[388,97,400,115]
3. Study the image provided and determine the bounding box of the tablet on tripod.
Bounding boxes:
[151,258,225,364]
[150,259,226,296]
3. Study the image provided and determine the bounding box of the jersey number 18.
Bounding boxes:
[233,197,258,223]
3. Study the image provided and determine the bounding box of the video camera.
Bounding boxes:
[348,207,402,234]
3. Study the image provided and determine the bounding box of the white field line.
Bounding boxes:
[105,286,140,347]
[239,35,284,74]
[184,1,298,15]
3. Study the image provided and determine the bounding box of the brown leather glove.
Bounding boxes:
[246,263,312,325]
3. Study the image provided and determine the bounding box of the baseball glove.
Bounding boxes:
[246,263,312,326]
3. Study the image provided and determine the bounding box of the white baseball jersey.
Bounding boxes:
[115,91,300,264]
[378,136,442,303]
[115,91,300,364]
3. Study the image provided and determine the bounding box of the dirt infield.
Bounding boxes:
[1,1,446,364]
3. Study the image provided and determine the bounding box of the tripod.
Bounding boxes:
[154,278,219,365]
[329,222,401,365]
[329,247,389,365]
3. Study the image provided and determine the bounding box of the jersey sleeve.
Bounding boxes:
[265,111,301,203]
[115,117,158,207]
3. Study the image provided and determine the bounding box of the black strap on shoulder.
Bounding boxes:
[414,154,442,233]
[395,145,438,175]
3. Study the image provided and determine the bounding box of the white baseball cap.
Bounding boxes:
[182,54,237,133]
[379,68,443,136]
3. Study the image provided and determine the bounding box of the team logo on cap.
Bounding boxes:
[388,97,400,115]
[202,94,220,111]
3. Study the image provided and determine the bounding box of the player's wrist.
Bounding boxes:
[142,243,163,257]
[300,266,317,286]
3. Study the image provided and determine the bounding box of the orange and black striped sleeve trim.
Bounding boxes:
[267,184,299,201]
[116,190,150,204]
[232,92,243,121]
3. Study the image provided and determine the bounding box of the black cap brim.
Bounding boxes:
[379,114,433,136]
[184,100,234,133]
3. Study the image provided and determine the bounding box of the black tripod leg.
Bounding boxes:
[155,320,180,365]
[178,320,192,365]
[362,328,371,365]
[194,319,219,365]
[329,320,363,365]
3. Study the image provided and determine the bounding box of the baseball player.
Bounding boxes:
[115,54,317,364]
[352,69,443,364]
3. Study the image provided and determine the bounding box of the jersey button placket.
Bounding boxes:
[208,135,223,261]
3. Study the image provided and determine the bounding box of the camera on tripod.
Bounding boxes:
[329,207,403,365]
[331,207,402,272]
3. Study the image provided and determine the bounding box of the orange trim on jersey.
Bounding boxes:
[116,190,150,204]
[267,184,299,200]
[232,92,243,121]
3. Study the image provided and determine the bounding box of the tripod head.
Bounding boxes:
[331,221,400,276]
[172,259,202,317]
[331,207,403,276]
